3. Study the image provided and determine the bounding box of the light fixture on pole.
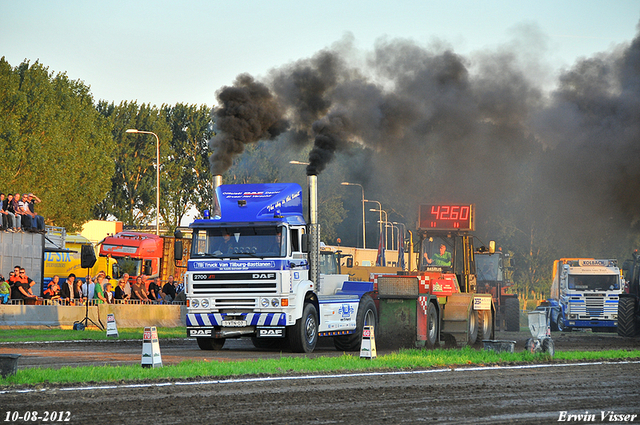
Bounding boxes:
[393,221,406,250]
[341,182,366,249]
[125,129,161,236]
[289,160,310,165]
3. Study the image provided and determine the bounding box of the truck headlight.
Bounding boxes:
[271,298,279,307]
[192,299,200,308]
[201,299,210,308]
[261,298,269,308]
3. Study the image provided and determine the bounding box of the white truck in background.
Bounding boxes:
[539,258,622,332]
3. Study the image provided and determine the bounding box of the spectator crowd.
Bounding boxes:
[0,192,45,233]
[0,267,186,306]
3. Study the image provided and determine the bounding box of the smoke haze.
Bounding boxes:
[208,23,640,256]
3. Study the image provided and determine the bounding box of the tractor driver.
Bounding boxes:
[424,243,452,267]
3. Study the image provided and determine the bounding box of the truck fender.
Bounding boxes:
[289,279,317,324]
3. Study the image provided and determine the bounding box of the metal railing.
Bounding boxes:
[3,298,186,306]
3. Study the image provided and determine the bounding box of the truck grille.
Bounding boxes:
[570,295,606,318]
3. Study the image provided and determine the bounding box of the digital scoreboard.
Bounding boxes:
[418,204,475,231]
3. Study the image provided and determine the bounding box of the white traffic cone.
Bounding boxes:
[359,325,377,359]
[141,326,162,368]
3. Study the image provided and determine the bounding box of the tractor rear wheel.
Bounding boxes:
[505,297,520,331]
[617,297,638,337]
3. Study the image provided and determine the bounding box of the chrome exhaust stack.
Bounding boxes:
[211,175,223,218]
[307,173,320,291]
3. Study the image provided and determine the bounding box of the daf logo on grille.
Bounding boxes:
[252,273,275,279]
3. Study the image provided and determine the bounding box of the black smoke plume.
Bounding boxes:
[209,74,288,175]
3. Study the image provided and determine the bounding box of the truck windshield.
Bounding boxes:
[319,252,339,275]
[567,274,620,291]
[192,226,287,258]
[111,257,141,279]
[476,254,502,281]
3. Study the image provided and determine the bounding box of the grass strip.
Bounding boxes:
[1,347,639,388]
[0,327,186,342]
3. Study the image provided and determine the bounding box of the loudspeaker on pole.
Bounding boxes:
[80,244,97,269]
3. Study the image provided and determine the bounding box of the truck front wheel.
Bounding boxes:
[197,337,225,350]
[552,310,564,332]
[289,302,318,353]
[334,295,377,352]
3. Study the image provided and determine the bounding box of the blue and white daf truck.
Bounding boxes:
[539,258,622,332]
[175,175,377,353]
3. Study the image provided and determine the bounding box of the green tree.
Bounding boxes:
[0,58,113,231]
[96,101,171,228]
[162,103,214,230]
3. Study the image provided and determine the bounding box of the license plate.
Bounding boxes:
[222,320,247,327]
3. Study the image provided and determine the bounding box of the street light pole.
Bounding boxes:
[341,182,366,249]
[126,129,160,236]
[365,199,382,239]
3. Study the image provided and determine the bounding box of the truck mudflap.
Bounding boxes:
[186,312,287,327]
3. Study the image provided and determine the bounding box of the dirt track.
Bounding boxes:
[1,331,640,424]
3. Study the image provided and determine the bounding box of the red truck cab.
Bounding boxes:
[100,232,163,279]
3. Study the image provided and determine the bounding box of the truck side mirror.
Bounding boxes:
[301,233,309,253]
[144,261,152,276]
[174,239,183,261]
[174,229,183,239]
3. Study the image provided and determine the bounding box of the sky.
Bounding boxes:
[2,0,639,108]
